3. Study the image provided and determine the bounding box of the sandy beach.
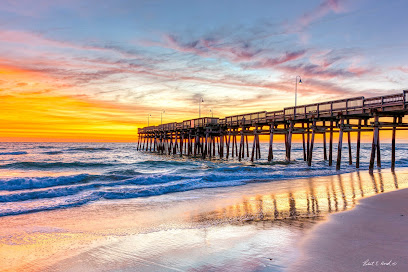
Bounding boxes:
[1,168,407,272]
[289,187,408,272]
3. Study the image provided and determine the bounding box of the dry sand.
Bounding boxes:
[289,187,408,272]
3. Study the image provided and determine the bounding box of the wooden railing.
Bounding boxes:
[139,91,408,133]
[282,96,364,120]
[363,93,404,109]
[224,111,267,126]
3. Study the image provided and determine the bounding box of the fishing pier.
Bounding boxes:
[137,90,408,172]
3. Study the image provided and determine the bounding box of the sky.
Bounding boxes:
[0,0,407,141]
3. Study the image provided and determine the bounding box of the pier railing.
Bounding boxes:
[139,91,408,133]
[282,96,364,119]
[224,111,267,126]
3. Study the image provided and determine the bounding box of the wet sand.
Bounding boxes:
[1,169,407,271]
[289,187,408,272]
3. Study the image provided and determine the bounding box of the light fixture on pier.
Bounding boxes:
[147,114,152,126]
[209,108,213,117]
[295,75,302,107]
[199,97,204,118]
[161,110,165,125]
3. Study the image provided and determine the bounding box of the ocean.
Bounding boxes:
[1,142,408,271]
[0,141,407,218]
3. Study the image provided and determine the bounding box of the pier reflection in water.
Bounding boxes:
[190,171,405,226]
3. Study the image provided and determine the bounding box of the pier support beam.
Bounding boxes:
[239,125,244,161]
[347,120,352,165]
[226,130,231,159]
[356,119,361,168]
[232,130,236,158]
[391,116,397,171]
[336,118,345,170]
[246,135,249,158]
[306,122,310,161]
[268,123,274,162]
[302,123,306,161]
[256,128,261,160]
[307,120,316,166]
[286,121,293,162]
[323,121,327,160]
[369,115,379,172]
[377,130,381,168]
[203,132,208,159]
[329,120,333,166]
[251,128,257,162]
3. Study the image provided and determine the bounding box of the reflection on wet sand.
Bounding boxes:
[191,170,406,226]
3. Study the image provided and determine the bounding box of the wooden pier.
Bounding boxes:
[137,90,408,172]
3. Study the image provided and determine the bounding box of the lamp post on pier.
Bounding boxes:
[147,114,151,126]
[199,97,204,118]
[209,108,213,117]
[295,76,302,107]
[160,110,165,125]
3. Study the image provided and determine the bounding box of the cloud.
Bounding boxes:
[0,29,141,58]
[161,34,266,63]
[396,66,408,74]
[277,63,367,79]
[297,0,346,29]
[248,50,307,68]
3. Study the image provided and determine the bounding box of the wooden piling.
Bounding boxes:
[239,128,244,161]
[323,121,327,160]
[246,135,249,158]
[391,116,397,171]
[329,120,333,166]
[213,136,216,157]
[306,122,310,160]
[347,120,352,165]
[356,119,361,168]
[336,118,344,170]
[232,131,235,158]
[180,134,183,157]
[376,130,381,168]
[302,122,306,161]
[256,131,261,159]
[194,135,198,156]
[308,120,316,166]
[226,130,231,159]
[369,115,379,172]
[251,128,257,162]
[286,122,293,162]
[268,124,274,162]
[203,132,208,159]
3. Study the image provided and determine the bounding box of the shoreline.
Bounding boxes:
[289,187,408,272]
[1,168,407,271]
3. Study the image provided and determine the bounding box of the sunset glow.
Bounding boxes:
[0,1,407,141]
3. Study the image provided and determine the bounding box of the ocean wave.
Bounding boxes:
[0,174,91,191]
[43,151,64,155]
[37,145,56,149]
[135,160,191,167]
[0,192,99,217]
[101,179,245,200]
[65,147,112,152]
[106,169,143,176]
[0,161,116,169]
[0,151,28,155]
[0,179,244,217]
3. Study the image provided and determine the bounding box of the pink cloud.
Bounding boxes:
[161,34,264,63]
[250,50,307,68]
[396,66,408,73]
[298,0,346,28]
[0,29,140,58]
